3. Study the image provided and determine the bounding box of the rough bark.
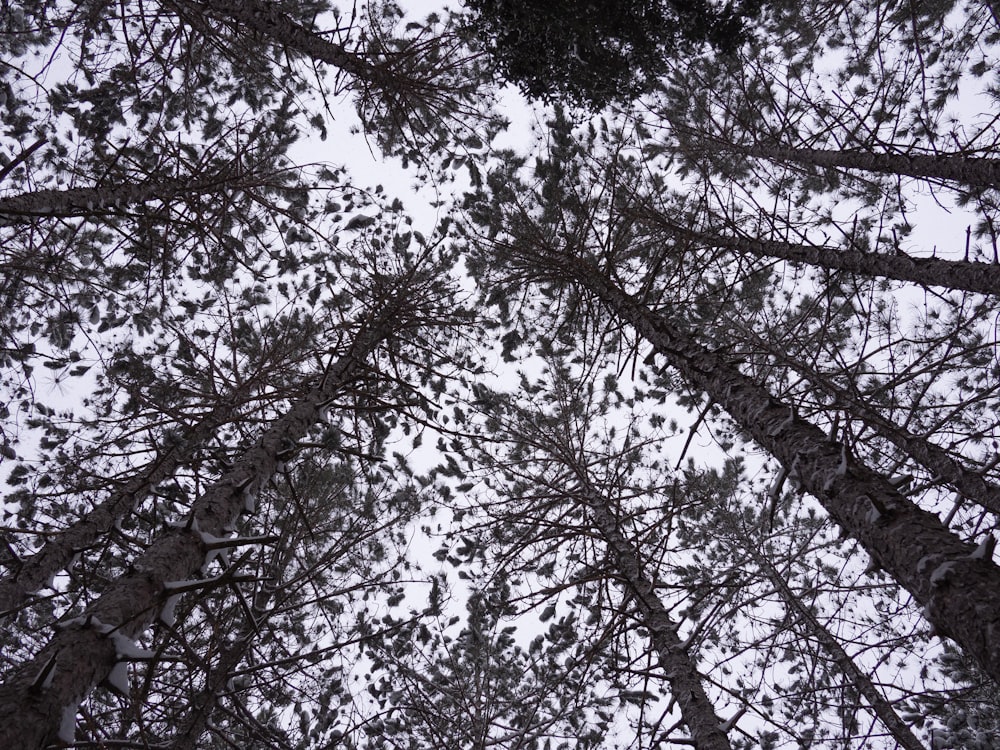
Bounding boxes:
[557,251,1000,684]
[0,311,395,749]
[583,488,733,750]
[747,333,1000,517]
[737,529,928,750]
[0,400,237,618]
[655,219,1000,297]
[744,142,1000,190]
[0,174,239,225]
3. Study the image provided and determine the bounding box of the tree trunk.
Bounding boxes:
[0,174,240,225]
[0,307,399,749]
[746,331,1000,517]
[651,218,1000,297]
[734,523,928,750]
[582,488,733,750]
[556,250,1000,684]
[743,142,1000,190]
[0,400,237,618]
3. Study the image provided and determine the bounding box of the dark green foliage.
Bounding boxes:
[463,0,764,107]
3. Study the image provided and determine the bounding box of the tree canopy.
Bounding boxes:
[2,0,1000,748]
[464,0,765,107]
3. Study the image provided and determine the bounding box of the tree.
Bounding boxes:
[0,393,237,617]
[460,98,991,748]
[1,2,494,745]
[483,362,735,749]
[488,196,1000,682]
[464,0,764,108]
[683,139,1000,191]
[639,0,1000,263]
[711,496,927,749]
[0,258,464,748]
[449,351,939,747]
[344,574,617,749]
[635,214,1000,298]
